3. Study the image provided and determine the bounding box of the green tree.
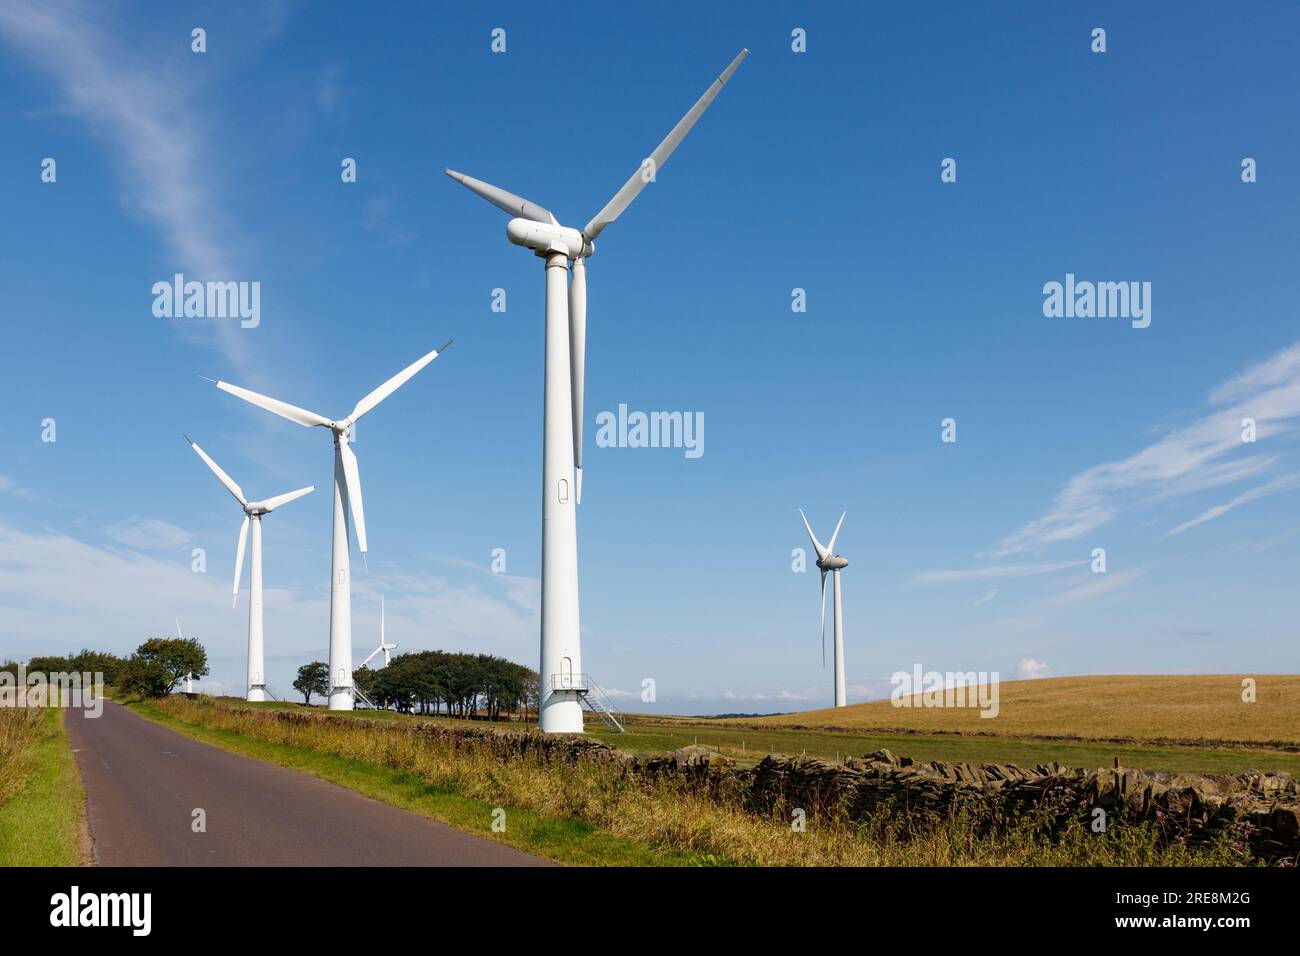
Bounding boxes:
[294,661,329,706]
[67,649,128,685]
[118,655,174,698]
[134,637,209,695]
[26,655,72,675]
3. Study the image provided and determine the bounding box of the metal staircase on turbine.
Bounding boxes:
[550,674,625,733]
[351,685,379,710]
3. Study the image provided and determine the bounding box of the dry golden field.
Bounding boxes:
[739,675,1300,749]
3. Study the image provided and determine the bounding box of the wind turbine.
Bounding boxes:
[447,48,748,733]
[184,436,314,702]
[175,619,193,694]
[799,510,849,708]
[205,343,449,710]
[359,595,397,669]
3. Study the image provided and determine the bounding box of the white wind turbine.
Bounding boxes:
[447,48,748,733]
[175,618,193,694]
[206,343,449,710]
[359,595,397,669]
[184,436,314,702]
[799,510,849,708]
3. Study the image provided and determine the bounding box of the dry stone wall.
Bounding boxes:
[739,748,1300,860]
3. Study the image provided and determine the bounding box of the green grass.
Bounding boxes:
[221,698,1300,776]
[130,699,707,866]
[587,718,1300,776]
[0,706,85,866]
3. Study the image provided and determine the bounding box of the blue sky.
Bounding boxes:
[2,1,1299,714]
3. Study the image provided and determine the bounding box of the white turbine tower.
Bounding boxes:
[206,343,449,710]
[360,595,397,669]
[447,48,748,733]
[175,619,193,694]
[799,510,849,708]
[184,436,314,702]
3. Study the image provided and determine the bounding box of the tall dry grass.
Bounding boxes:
[152,696,1255,866]
[0,708,44,808]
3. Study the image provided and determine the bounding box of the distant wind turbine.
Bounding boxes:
[799,509,849,708]
[175,618,193,694]
[360,595,397,669]
[185,435,314,702]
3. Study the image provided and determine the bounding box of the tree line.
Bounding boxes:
[296,651,539,721]
[1,639,209,699]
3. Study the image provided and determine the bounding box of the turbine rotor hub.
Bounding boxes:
[506,218,593,259]
[818,555,849,571]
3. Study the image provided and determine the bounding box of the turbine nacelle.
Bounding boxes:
[506,218,593,259]
[817,555,849,571]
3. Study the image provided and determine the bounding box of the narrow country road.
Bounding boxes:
[66,700,548,866]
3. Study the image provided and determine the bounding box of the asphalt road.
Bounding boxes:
[66,700,548,866]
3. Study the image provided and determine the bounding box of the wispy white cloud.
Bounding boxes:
[971,588,998,607]
[914,560,1083,584]
[0,475,33,500]
[104,517,194,551]
[315,65,343,115]
[995,340,1300,556]
[1166,473,1300,537]
[0,0,252,367]
[1209,341,1300,404]
[1038,569,1144,608]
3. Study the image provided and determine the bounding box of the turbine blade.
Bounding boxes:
[233,515,249,609]
[349,342,451,424]
[826,511,846,555]
[799,509,829,561]
[184,435,248,507]
[214,381,333,428]
[569,257,587,503]
[445,169,557,225]
[175,618,183,640]
[583,48,748,240]
[819,569,828,668]
[339,439,368,554]
[262,485,315,512]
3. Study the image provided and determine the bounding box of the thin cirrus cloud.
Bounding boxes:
[913,560,1084,584]
[1166,472,1300,537]
[103,517,194,551]
[0,0,250,367]
[993,339,1300,557]
[0,475,34,500]
[1038,568,1144,608]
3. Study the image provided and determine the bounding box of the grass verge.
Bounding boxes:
[0,706,85,866]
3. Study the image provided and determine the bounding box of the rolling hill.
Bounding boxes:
[737,675,1300,750]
